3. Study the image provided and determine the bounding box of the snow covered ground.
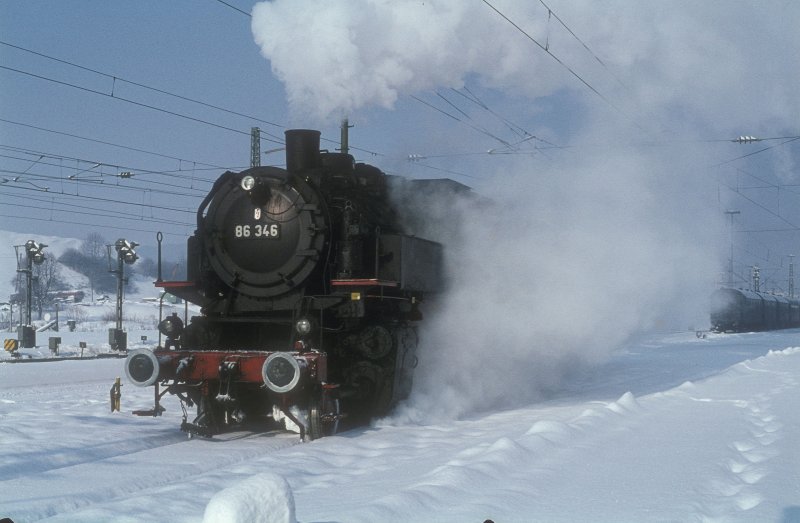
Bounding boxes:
[2,320,800,522]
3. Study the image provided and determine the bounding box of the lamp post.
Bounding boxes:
[725,210,740,288]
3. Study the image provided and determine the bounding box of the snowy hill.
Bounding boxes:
[0,229,175,346]
[0,230,84,301]
[0,229,164,305]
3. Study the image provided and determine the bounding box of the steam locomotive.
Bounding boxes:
[125,130,445,439]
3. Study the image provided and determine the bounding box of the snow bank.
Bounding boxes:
[3,330,800,521]
[202,473,295,523]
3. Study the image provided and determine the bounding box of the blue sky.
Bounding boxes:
[2,1,800,296]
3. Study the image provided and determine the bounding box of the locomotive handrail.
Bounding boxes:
[196,170,237,230]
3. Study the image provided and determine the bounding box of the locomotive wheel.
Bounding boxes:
[308,393,340,440]
[357,325,393,360]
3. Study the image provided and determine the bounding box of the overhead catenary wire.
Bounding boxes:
[0,192,194,228]
[537,0,629,91]
[0,141,248,186]
[213,0,251,17]
[0,117,228,171]
[0,42,386,158]
[410,94,514,150]
[717,176,800,231]
[713,136,800,168]
[0,147,217,193]
[0,208,192,238]
[0,64,288,146]
[0,41,283,134]
[450,86,538,142]
[480,0,641,131]
[0,182,196,215]
[0,165,206,199]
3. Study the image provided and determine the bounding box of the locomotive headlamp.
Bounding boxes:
[262,353,302,393]
[240,175,256,191]
[240,175,272,206]
[295,318,312,336]
[158,313,184,338]
[125,349,161,387]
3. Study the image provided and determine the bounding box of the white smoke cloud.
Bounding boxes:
[251,1,556,122]
[251,1,800,419]
[388,140,722,419]
[252,1,800,130]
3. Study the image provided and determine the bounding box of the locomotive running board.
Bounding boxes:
[331,278,398,287]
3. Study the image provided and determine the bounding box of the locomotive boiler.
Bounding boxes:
[125,129,444,439]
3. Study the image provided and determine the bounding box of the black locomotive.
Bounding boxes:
[710,287,800,332]
[125,130,444,439]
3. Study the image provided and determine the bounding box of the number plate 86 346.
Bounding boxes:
[233,223,280,239]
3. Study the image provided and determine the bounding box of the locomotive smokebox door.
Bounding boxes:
[203,167,328,303]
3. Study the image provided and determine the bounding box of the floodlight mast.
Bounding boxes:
[20,240,47,325]
[108,239,138,350]
[15,240,46,348]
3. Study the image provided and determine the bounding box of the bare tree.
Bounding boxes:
[82,232,106,259]
[82,232,107,301]
[31,253,64,320]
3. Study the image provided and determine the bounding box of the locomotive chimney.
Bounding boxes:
[285,129,321,172]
